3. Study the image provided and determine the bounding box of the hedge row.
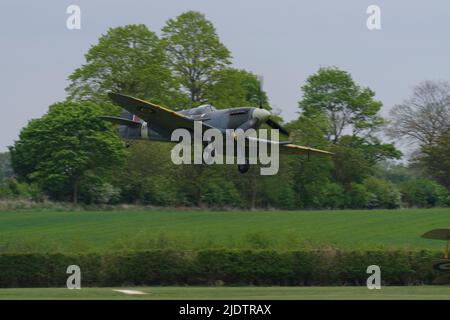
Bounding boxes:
[0,249,444,287]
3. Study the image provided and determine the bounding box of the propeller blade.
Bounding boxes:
[238,118,259,131]
[266,118,290,136]
[257,75,264,109]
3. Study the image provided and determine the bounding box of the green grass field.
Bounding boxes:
[0,208,449,253]
[0,286,449,300]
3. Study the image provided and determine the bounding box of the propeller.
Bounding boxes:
[265,118,290,136]
[255,75,290,136]
[237,117,259,132]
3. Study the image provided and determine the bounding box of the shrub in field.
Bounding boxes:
[0,178,45,202]
[345,183,371,209]
[400,179,448,208]
[363,177,402,209]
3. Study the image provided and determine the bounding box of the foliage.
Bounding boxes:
[345,183,371,208]
[66,24,181,107]
[388,80,450,147]
[0,178,45,201]
[205,68,269,109]
[162,11,231,104]
[299,67,384,143]
[0,153,13,181]
[419,131,450,189]
[374,161,417,184]
[294,67,401,208]
[333,136,402,186]
[400,179,448,208]
[9,101,127,203]
[363,177,401,209]
[0,249,441,287]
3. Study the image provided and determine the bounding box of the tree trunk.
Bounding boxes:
[73,179,79,204]
[250,173,257,210]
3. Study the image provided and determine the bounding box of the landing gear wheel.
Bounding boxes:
[237,160,250,174]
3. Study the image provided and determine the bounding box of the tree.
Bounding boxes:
[374,161,418,184]
[66,24,181,106]
[9,101,126,203]
[299,67,384,143]
[205,68,269,109]
[363,177,401,209]
[285,116,335,208]
[388,81,450,147]
[162,11,231,105]
[64,24,189,205]
[420,131,450,189]
[115,140,180,205]
[332,135,402,186]
[297,67,401,187]
[400,178,448,207]
[0,152,13,181]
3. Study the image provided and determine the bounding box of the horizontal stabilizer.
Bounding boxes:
[422,229,450,240]
[97,116,141,128]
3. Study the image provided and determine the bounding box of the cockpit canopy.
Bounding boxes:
[180,104,217,116]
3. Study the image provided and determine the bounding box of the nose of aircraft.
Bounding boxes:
[252,108,271,123]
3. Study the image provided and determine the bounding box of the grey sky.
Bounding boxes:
[1,0,450,151]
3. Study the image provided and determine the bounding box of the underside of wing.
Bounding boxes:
[245,136,333,156]
[108,93,212,137]
[280,143,334,156]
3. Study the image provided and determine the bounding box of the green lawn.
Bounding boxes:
[0,208,449,252]
[0,286,449,300]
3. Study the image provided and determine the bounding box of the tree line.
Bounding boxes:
[1,11,449,209]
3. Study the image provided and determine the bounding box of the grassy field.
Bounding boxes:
[0,208,449,252]
[0,286,449,300]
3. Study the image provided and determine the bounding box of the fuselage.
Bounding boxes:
[119,105,270,142]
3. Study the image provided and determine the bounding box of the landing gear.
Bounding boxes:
[237,159,250,174]
[125,140,133,148]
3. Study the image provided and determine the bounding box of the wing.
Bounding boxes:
[280,143,334,156]
[245,136,333,156]
[108,93,213,137]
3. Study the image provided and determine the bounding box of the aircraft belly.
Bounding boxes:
[147,127,171,142]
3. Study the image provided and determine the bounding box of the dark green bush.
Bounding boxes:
[400,179,448,208]
[363,177,402,209]
[0,249,442,287]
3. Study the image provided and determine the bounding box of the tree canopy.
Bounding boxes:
[162,11,231,105]
[205,68,269,109]
[388,81,450,147]
[9,101,126,203]
[66,24,181,107]
[299,67,384,143]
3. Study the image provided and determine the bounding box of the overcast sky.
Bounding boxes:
[1,0,450,151]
